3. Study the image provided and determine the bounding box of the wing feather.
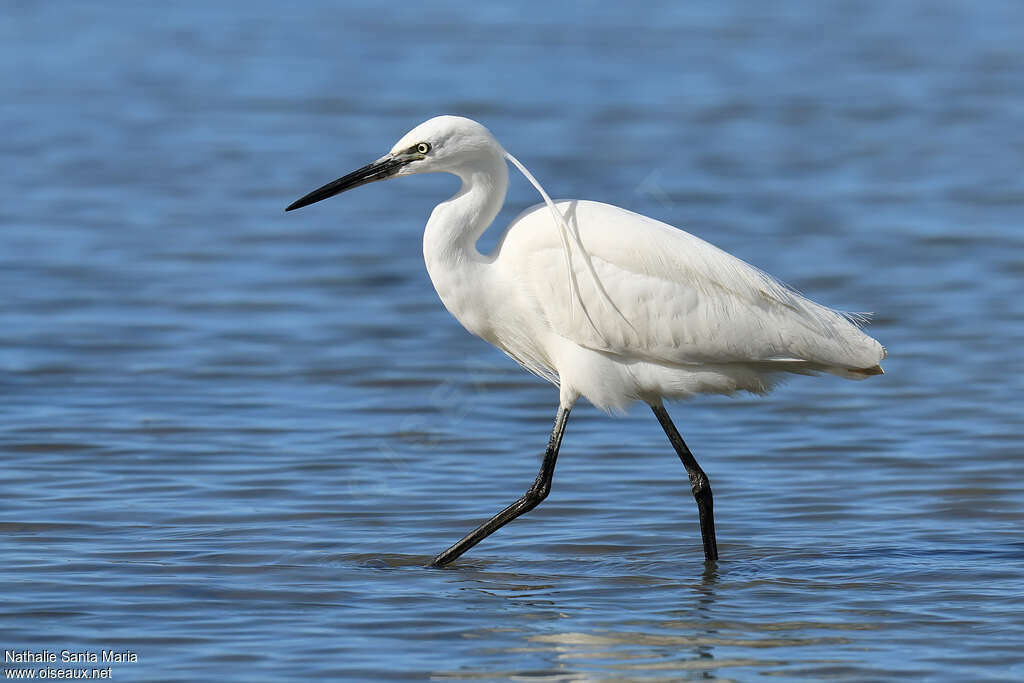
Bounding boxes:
[494,200,884,371]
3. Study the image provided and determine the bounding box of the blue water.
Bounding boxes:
[3,1,1024,680]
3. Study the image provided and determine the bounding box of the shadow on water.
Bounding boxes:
[331,540,1024,679]
[330,550,788,677]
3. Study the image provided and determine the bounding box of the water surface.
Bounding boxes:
[2,1,1024,680]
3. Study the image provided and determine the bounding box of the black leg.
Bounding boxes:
[651,404,719,561]
[431,406,571,567]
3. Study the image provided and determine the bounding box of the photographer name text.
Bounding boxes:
[5,650,137,665]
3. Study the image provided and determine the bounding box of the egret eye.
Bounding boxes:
[416,142,431,155]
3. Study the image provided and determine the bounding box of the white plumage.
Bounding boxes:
[286,115,886,565]
[491,199,884,410]
[403,117,884,412]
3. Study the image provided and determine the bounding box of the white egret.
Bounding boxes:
[286,115,885,566]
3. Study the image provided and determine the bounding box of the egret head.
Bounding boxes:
[285,115,503,212]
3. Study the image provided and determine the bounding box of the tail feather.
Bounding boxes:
[847,364,884,377]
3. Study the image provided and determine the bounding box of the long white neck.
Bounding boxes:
[422,153,508,339]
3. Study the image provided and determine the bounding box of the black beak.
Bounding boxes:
[285,154,410,212]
